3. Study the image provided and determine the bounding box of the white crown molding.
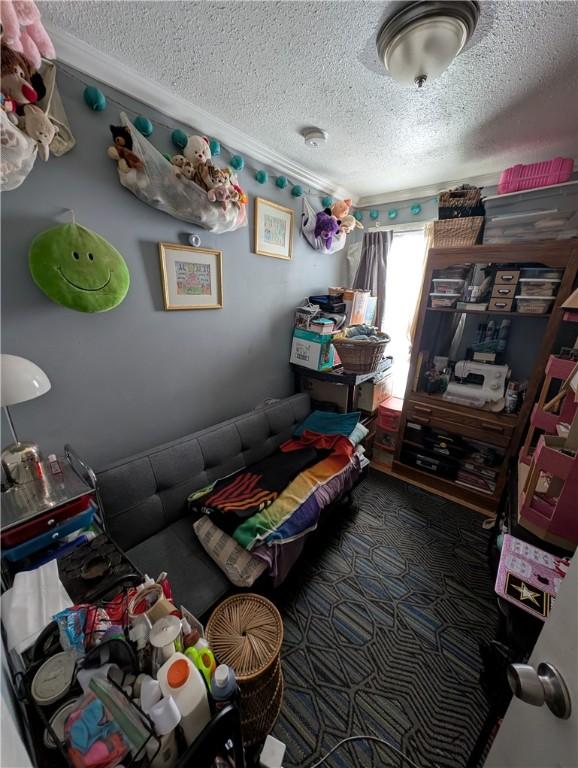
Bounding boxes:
[357,171,503,207]
[357,164,578,207]
[47,25,355,202]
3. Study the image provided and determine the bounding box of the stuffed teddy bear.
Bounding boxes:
[339,214,364,235]
[217,168,247,207]
[1,43,39,109]
[107,124,144,173]
[21,104,57,160]
[329,198,352,220]
[171,154,195,180]
[183,135,211,168]
[315,211,340,249]
[207,184,231,210]
[197,163,230,195]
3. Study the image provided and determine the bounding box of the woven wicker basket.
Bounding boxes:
[206,594,284,746]
[432,217,484,248]
[439,187,482,210]
[333,334,390,374]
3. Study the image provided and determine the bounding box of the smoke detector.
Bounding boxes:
[376,1,480,88]
[302,128,328,148]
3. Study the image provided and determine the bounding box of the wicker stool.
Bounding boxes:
[206,593,284,746]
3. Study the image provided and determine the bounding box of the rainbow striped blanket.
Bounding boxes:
[191,432,358,550]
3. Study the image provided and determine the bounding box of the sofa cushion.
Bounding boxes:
[97,394,311,552]
[127,516,231,618]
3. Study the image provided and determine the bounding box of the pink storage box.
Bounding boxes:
[495,534,568,621]
[498,157,574,195]
[377,396,404,432]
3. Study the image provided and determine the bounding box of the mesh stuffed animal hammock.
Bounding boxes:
[111,113,246,234]
[301,198,346,254]
[0,61,74,191]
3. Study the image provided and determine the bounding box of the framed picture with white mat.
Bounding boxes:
[253,197,294,260]
[158,243,223,310]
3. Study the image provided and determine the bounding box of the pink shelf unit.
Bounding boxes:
[520,356,578,465]
[519,435,578,551]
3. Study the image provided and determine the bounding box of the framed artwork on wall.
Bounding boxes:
[253,197,294,260]
[158,243,223,310]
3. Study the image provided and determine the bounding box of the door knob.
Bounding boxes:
[507,662,572,719]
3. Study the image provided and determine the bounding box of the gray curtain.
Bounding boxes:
[352,230,391,329]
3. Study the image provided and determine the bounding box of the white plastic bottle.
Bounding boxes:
[156,652,210,746]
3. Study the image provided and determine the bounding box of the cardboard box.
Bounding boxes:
[290,329,334,371]
[302,378,349,411]
[356,371,393,412]
[343,289,370,326]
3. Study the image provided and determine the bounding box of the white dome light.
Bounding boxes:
[377,1,480,88]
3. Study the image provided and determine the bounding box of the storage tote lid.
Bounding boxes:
[378,396,404,414]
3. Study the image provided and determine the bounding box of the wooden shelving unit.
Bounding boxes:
[426,307,552,318]
[388,241,578,516]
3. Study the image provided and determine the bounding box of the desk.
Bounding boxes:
[1,455,96,584]
[292,356,393,412]
[2,460,93,532]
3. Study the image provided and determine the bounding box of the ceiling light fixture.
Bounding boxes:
[376,1,479,88]
[302,128,328,148]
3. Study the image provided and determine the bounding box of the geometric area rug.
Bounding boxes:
[273,470,498,767]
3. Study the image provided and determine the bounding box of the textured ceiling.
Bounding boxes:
[40,0,578,199]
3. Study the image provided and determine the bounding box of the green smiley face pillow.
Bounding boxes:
[29,223,130,313]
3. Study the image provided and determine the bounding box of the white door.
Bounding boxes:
[485,553,578,768]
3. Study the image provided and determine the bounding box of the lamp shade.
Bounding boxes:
[1,355,51,407]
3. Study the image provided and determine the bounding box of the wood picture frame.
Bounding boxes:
[253,197,294,260]
[158,243,223,310]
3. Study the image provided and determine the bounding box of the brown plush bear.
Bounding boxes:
[171,154,196,180]
[197,163,229,193]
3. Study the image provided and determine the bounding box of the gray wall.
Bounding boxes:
[1,69,343,468]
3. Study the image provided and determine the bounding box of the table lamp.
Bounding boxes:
[1,354,51,485]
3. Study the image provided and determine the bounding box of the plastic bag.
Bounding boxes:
[301,198,346,254]
[0,110,37,191]
[112,113,247,233]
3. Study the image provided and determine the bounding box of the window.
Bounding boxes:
[383,228,427,398]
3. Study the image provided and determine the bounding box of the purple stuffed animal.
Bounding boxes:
[314,211,340,249]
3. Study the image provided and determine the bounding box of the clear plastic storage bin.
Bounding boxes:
[432,278,465,294]
[429,293,460,308]
[518,278,560,297]
[515,296,554,314]
[483,181,578,244]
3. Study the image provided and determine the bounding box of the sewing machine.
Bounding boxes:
[443,360,510,410]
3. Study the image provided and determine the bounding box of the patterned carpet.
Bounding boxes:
[272,470,498,768]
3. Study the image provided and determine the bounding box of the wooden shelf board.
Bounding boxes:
[371,460,395,475]
[408,391,519,428]
[389,461,498,517]
[426,307,551,318]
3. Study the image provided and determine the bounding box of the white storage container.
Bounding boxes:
[518,278,560,297]
[514,296,554,314]
[432,278,465,294]
[519,268,563,280]
[157,652,210,746]
[483,181,578,244]
[429,292,460,308]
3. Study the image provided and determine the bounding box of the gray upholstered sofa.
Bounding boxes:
[96,394,311,618]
